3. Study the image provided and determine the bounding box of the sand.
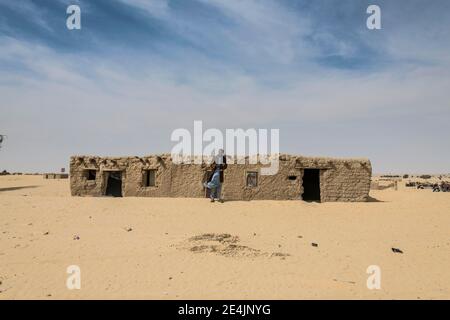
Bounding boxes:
[0,175,449,299]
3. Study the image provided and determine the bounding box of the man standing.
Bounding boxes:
[204,149,227,202]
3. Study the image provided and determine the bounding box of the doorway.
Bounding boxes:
[302,169,320,202]
[105,171,123,197]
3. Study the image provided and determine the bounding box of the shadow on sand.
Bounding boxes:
[0,185,39,192]
[366,196,385,203]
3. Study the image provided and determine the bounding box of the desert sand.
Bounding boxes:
[0,175,449,299]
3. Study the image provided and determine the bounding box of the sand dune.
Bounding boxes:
[0,175,449,299]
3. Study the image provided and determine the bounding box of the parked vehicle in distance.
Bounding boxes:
[433,182,450,192]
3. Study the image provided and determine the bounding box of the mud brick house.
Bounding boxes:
[70,154,372,202]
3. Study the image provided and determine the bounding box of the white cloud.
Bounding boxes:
[1,32,450,174]
[0,1,54,32]
[117,0,170,18]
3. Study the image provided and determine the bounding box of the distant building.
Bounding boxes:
[70,154,372,202]
[43,173,69,179]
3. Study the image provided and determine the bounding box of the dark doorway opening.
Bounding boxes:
[105,171,122,197]
[302,169,321,202]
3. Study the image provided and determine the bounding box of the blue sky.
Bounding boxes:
[1,0,449,173]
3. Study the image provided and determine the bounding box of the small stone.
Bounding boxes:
[311,243,318,247]
[43,232,49,236]
[73,235,80,240]
[391,247,403,254]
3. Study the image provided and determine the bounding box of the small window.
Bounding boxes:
[86,170,96,181]
[288,175,297,181]
[246,171,258,187]
[143,169,156,187]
